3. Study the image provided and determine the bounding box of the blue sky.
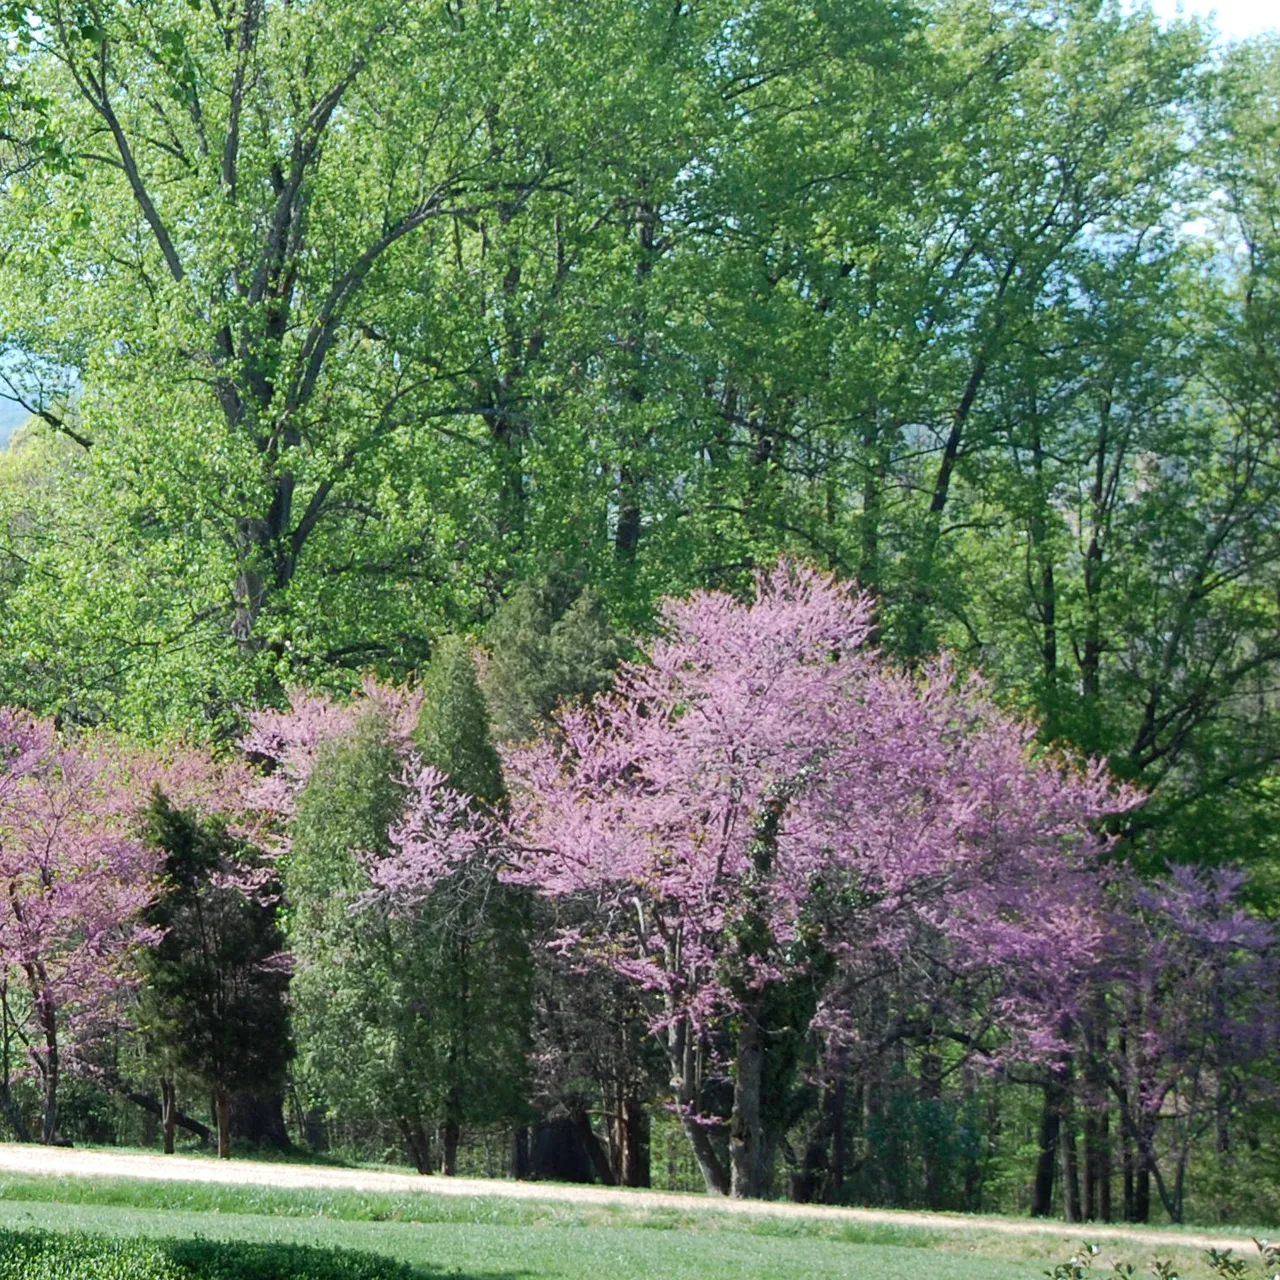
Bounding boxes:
[0,401,26,447]
[1148,0,1278,40]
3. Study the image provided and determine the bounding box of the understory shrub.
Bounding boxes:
[0,1230,425,1280]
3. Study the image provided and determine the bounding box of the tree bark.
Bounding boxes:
[215,1084,232,1160]
[666,1003,728,1194]
[511,1125,531,1180]
[161,1078,177,1155]
[1061,1104,1082,1223]
[830,1075,848,1205]
[571,1104,617,1186]
[729,1008,767,1198]
[0,1079,30,1143]
[440,1118,460,1176]
[399,1117,432,1175]
[1122,1119,1136,1221]
[1031,1078,1063,1216]
[0,986,30,1143]
[616,1098,650,1188]
[1135,1160,1151,1223]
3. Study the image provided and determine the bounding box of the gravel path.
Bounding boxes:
[0,1142,1265,1256]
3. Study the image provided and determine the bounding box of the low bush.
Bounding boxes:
[0,1228,426,1280]
[1045,1239,1280,1280]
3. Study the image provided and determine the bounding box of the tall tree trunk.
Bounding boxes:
[903,350,990,660]
[1061,1101,1082,1223]
[614,195,659,567]
[730,1008,767,1198]
[1135,1160,1150,1223]
[1083,1001,1111,1223]
[1122,1119,1136,1221]
[919,1050,945,1210]
[0,987,31,1143]
[38,1001,58,1146]
[1098,1111,1113,1223]
[511,1125,531,1179]
[1214,975,1233,1223]
[440,1117,460,1177]
[399,1116,432,1175]
[616,1098,650,1188]
[667,1014,728,1195]
[1031,1078,1063,1217]
[1084,1112,1099,1220]
[1080,388,1118,753]
[830,1074,848,1205]
[161,1078,177,1155]
[1028,409,1059,737]
[570,1101,616,1186]
[0,1079,30,1143]
[215,1084,232,1160]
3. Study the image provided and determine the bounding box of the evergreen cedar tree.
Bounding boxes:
[248,647,531,1177]
[138,793,293,1160]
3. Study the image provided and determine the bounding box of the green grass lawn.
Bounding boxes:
[0,1172,1266,1280]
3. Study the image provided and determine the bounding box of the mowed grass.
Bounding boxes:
[0,1172,1262,1280]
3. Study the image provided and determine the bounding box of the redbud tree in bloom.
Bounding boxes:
[1091,866,1278,1223]
[505,562,1137,1198]
[0,709,244,1145]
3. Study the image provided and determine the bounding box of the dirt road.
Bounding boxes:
[0,1142,1265,1257]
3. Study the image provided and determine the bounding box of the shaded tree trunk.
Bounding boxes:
[214,1084,231,1160]
[399,1116,432,1175]
[571,1103,616,1186]
[730,1007,767,1198]
[1084,1109,1112,1222]
[161,1078,177,1155]
[919,1050,945,1210]
[0,1079,31,1143]
[511,1125,531,1179]
[1135,1161,1151,1223]
[830,1075,848,1205]
[1031,1078,1063,1217]
[615,1098,650,1188]
[1061,1104,1082,1223]
[230,1087,289,1149]
[440,1117,460,1177]
[668,1014,728,1195]
[0,986,31,1143]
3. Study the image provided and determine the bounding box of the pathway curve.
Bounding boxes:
[0,1142,1265,1257]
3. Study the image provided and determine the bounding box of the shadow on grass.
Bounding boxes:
[0,1227,529,1280]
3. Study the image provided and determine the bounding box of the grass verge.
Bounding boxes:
[0,1172,1268,1280]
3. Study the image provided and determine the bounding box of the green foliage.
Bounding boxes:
[481,575,621,744]
[287,700,531,1170]
[411,638,533,1150]
[287,715,423,1151]
[1046,1240,1280,1280]
[0,1228,423,1280]
[139,794,292,1101]
[415,636,504,805]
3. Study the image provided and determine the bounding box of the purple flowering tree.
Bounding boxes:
[0,709,250,1145]
[505,563,1135,1198]
[0,710,161,1143]
[1096,866,1278,1223]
